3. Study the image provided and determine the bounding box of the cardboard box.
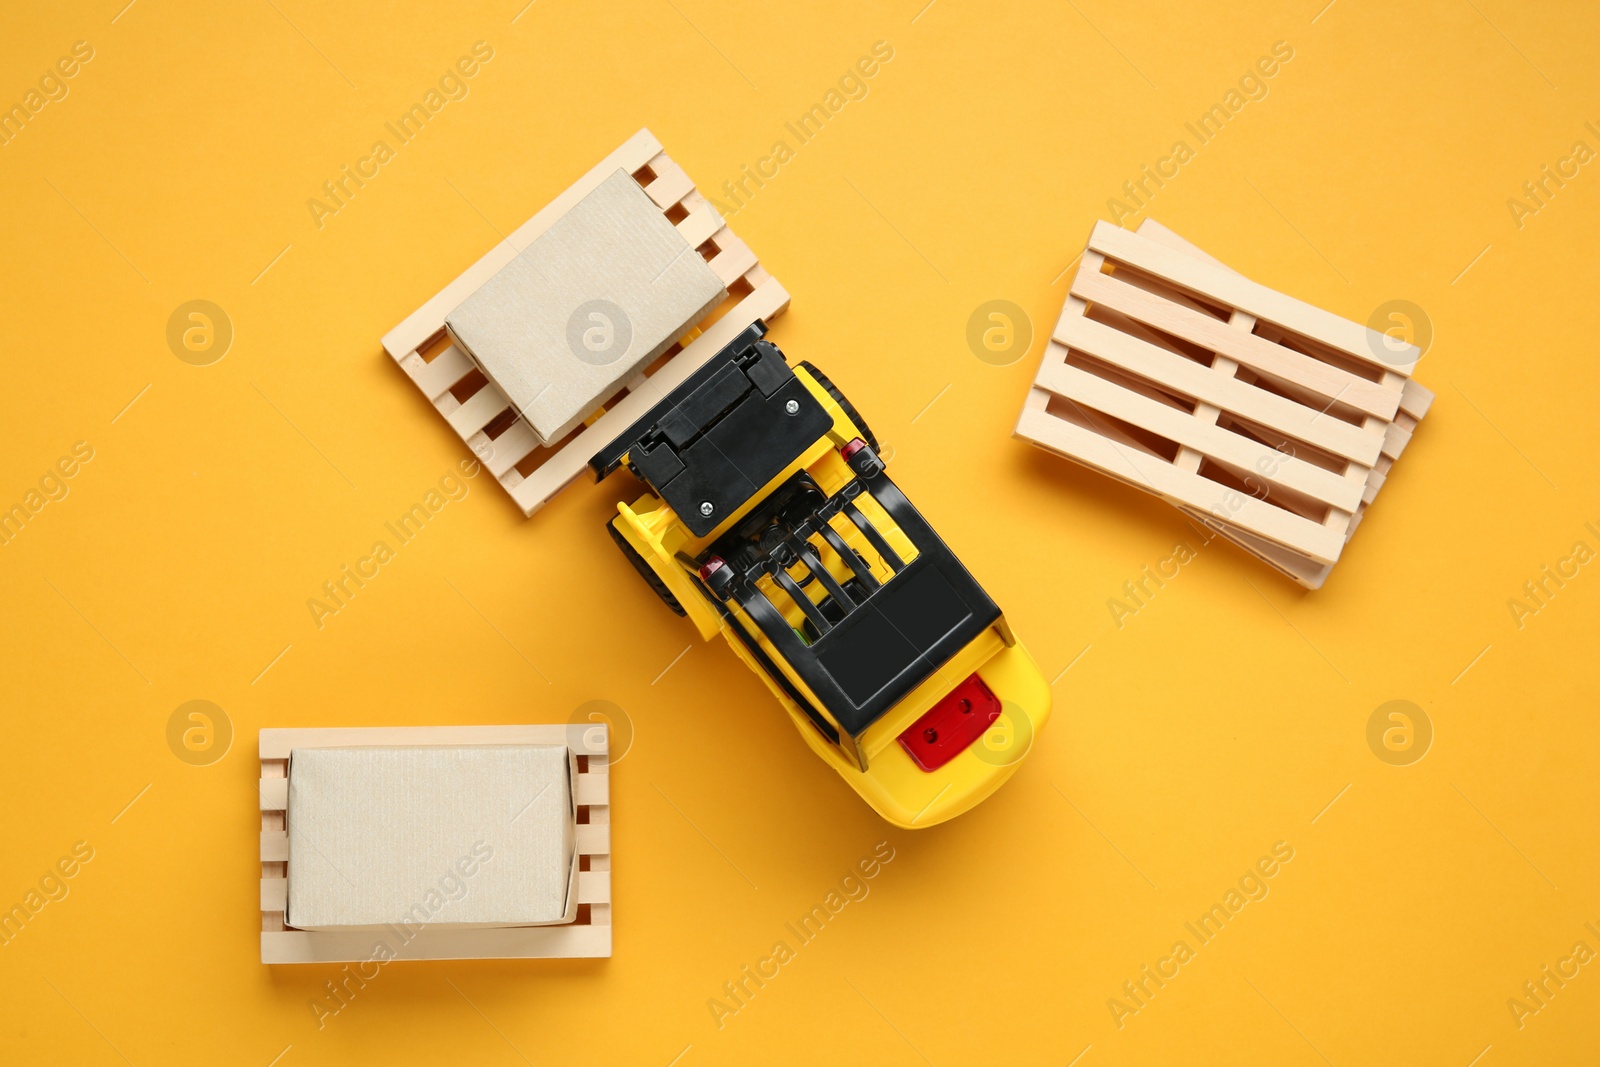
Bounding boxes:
[285,744,577,931]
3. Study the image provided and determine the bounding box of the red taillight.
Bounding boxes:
[840,437,868,461]
[896,674,1002,772]
[698,556,726,582]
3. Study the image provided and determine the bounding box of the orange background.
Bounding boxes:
[1,1,1597,1064]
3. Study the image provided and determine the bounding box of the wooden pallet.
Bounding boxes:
[381,128,789,517]
[1016,218,1429,585]
[260,725,611,963]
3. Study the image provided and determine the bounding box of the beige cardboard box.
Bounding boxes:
[445,167,726,447]
[285,744,577,931]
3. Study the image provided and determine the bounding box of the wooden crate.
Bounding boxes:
[381,128,789,517]
[259,725,611,963]
[1016,218,1428,582]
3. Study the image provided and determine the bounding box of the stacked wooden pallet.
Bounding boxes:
[1016,219,1432,589]
[381,128,789,518]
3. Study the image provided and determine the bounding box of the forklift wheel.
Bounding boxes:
[607,520,687,616]
[799,362,880,455]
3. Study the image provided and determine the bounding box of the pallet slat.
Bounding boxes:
[262,830,288,861]
[575,773,608,807]
[483,419,539,477]
[675,198,723,248]
[707,229,759,287]
[405,344,476,399]
[575,822,610,855]
[445,383,511,437]
[642,155,696,209]
[577,870,610,904]
[262,924,611,964]
[260,778,287,810]
[260,724,603,759]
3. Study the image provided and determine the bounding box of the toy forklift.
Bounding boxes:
[381,129,1049,827]
[595,323,1051,827]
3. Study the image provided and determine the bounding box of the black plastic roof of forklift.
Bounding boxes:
[589,322,832,537]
